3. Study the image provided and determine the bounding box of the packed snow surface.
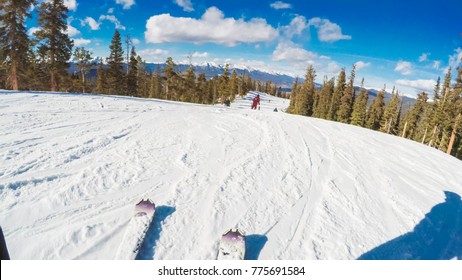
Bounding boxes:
[0,90,461,260]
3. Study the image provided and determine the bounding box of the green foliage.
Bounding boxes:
[350,78,368,127]
[0,0,37,90]
[36,0,73,91]
[107,30,124,95]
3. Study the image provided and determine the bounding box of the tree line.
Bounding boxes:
[288,64,462,159]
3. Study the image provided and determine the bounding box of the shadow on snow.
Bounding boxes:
[136,205,176,260]
[245,234,268,260]
[358,191,462,260]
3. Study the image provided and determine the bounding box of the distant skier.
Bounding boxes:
[273,107,278,112]
[251,94,260,110]
[224,97,231,107]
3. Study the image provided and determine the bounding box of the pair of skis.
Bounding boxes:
[115,199,246,260]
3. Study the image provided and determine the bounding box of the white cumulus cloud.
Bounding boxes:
[270,1,292,10]
[174,0,194,12]
[355,61,371,71]
[66,23,80,36]
[138,48,169,62]
[396,79,436,92]
[116,0,135,10]
[145,7,278,46]
[419,52,430,62]
[191,52,209,58]
[73,38,91,46]
[27,27,41,36]
[395,60,413,75]
[272,41,318,62]
[448,47,462,70]
[64,0,78,11]
[100,15,126,30]
[82,17,100,30]
[281,15,307,38]
[308,17,351,42]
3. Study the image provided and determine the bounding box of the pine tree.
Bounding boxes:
[365,88,385,130]
[400,92,428,139]
[379,89,401,134]
[73,47,93,93]
[36,0,73,91]
[0,0,36,90]
[288,78,299,113]
[197,72,207,103]
[126,47,138,96]
[350,78,369,127]
[137,56,148,98]
[107,30,124,95]
[313,77,334,119]
[163,57,179,100]
[229,70,238,101]
[183,65,196,102]
[95,60,106,94]
[328,68,346,121]
[218,64,230,102]
[337,65,356,123]
[297,65,316,116]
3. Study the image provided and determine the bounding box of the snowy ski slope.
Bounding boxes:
[0,90,461,260]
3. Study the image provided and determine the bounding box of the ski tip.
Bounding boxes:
[223,228,245,237]
[135,198,155,212]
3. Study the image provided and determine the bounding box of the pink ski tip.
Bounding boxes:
[135,198,155,213]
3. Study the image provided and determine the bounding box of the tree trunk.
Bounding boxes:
[401,121,408,137]
[447,113,461,155]
[11,61,19,90]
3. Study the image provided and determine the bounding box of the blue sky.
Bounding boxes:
[26,0,462,96]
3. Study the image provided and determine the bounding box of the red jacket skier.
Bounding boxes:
[251,94,260,109]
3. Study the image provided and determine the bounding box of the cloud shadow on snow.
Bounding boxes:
[358,191,462,260]
[245,234,268,260]
[136,205,176,260]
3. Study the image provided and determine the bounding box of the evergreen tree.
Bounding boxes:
[350,78,369,127]
[292,65,316,116]
[328,68,346,121]
[337,65,356,123]
[95,60,106,94]
[365,88,385,130]
[149,65,162,99]
[313,77,334,119]
[379,89,401,134]
[183,65,196,102]
[218,64,230,102]
[400,92,428,139]
[136,56,148,98]
[229,70,238,101]
[163,57,179,100]
[73,47,93,93]
[106,30,124,95]
[0,0,36,90]
[288,78,299,113]
[36,0,73,91]
[197,72,207,103]
[126,47,138,96]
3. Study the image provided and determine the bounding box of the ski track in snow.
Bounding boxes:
[1,90,462,260]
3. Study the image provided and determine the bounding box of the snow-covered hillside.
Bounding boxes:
[0,90,461,260]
